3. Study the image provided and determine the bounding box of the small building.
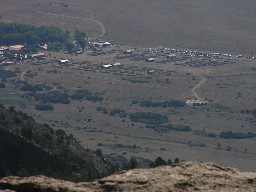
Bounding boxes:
[186,99,208,107]
[1,61,13,66]
[124,49,133,54]
[9,45,24,51]
[102,64,112,68]
[113,62,121,66]
[0,46,9,51]
[146,58,155,62]
[39,44,48,50]
[58,59,69,65]
[166,54,176,58]
[31,53,46,60]
[92,42,111,48]
[147,69,156,74]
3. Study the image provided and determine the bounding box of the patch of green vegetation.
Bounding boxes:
[149,157,180,168]
[129,79,150,83]
[219,131,256,139]
[140,99,185,108]
[71,89,103,102]
[241,109,256,118]
[0,70,17,78]
[0,22,69,46]
[0,22,87,52]
[0,95,27,107]
[35,103,54,111]
[109,108,126,117]
[96,106,108,114]
[214,104,230,110]
[146,124,191,132]
[35,91,70,104]
[0,105,118,181]
[129,112,168,125]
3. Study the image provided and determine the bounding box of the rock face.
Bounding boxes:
[1,162,256,192]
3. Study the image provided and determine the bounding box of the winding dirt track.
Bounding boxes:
[37,9,106,39]
[20,66,32,82]
[191,74,207,100]
[20,66,57,91]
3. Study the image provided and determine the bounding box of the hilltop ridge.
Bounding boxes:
[1,162,256,192]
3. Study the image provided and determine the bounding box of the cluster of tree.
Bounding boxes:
[20,83,44,92]
[122,157,138,170]
[96,107,127,117]
[74,30,87,50]
[35,91,70,104]
[219,131,256,139]
[35,103,54,111]
[129,79,150,84]
[0,22,88,53]
[146,124,191,132]
[129,112,168,125]
[0,70,17,78]
[0,22,69,46]
[241,109,256,118]
[0,82,5,88]
[109,108,126,117]
[71,89,103,102]
[0,105,118,181]
[96,106,108,114]
[149,157,180,168]
[193,130,216,138]
[139,100,185,108]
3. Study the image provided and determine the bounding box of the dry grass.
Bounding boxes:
[1,0,256,170]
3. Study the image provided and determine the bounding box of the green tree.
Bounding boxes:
[65,42,74,53]
[174,158,180,164]
[74,30,87,50]
[122,157,138,170]
[149,157,166,168]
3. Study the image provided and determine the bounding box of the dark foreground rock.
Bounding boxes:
[1,162,256,192]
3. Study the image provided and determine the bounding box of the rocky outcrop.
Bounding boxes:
[1,162,256,192]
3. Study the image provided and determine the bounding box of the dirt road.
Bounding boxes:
[191,74,207,100]
[37,9,106,39]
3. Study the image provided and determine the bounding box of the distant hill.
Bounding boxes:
[0,105,118,182]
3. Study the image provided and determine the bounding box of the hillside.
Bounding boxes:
[1,162,256,192]
[0,105,118,182]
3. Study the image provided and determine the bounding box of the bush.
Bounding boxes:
[36,91,70,104]
[20,83,43,92]
[147,124,191,132]
[129,112,168,125]
[109,108,126,117]
[219,131,256,139]
[35,103,54,111]
[0,82,5,88]
[71,89,103,102]
[139,100,185,108]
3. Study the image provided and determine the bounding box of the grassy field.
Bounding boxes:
[1,45,255,170]
[1,0,256,54]
[1,0,256,170]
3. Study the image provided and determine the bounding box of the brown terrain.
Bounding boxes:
[1,162,256,192]
[1,0,256,55]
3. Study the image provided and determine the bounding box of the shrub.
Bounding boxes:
[35,103,54,111]
[129,112,168,125]
[0,82,5,88]
[219,131,256,139]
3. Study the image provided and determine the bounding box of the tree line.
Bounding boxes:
[0,22,88,51]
